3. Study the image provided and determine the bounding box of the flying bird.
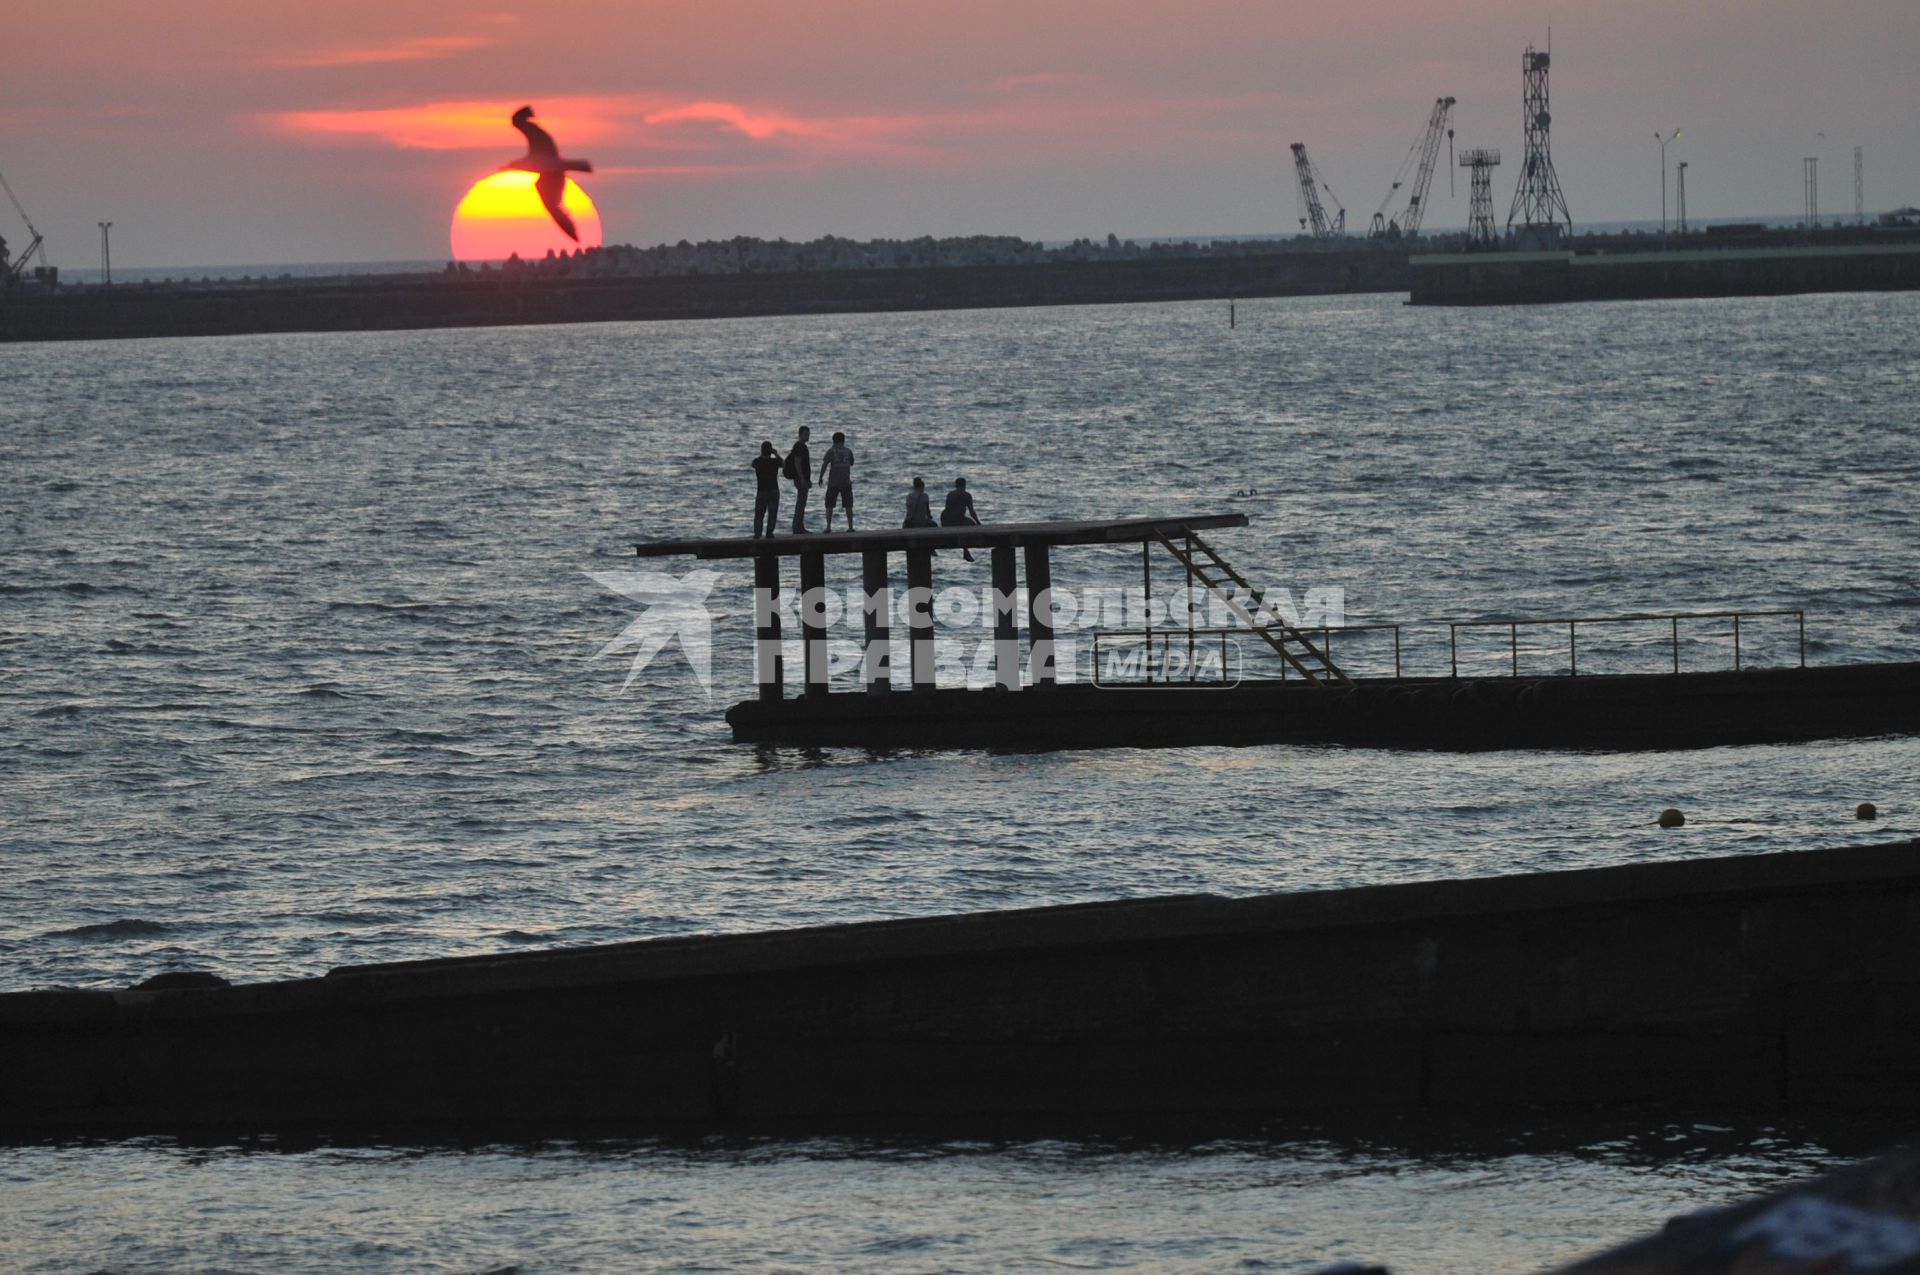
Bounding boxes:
[500,105,594,241]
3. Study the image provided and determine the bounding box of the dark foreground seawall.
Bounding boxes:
[5,839,1919,1137]
[1409,241,1920,305]
[0,249,1409,343]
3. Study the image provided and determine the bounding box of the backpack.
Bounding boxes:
[782,449,802,482]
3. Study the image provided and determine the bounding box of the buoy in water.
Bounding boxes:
[1657,807,1685,828]
[1856,802,1878,820]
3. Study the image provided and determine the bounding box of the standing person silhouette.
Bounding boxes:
[819,431,856,531]
[785,426,812,533]
[750,441,783,537]
[940,476,981,561]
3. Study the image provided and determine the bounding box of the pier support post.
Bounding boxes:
[992,545,1020,691]
[1025,543,1056,686]
[906,548,936,691]
[753,552,783,701]
[862,549,892,693]
[799,551,829,697]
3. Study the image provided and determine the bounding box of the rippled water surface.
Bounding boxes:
[0,1125,1875,1274]
[3,291,1916,1269]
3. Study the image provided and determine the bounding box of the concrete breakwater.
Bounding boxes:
[4,838,1917,1137]
[1409,240,1920,305]
[0,248,1408,343]
[726,663,1920,751]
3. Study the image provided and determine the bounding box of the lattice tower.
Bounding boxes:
[1460,149,1502,246]
[1505,46,1572,241]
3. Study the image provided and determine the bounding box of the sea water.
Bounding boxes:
[2,292,1916,1271]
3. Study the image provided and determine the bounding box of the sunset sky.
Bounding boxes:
[6,0,1916,269]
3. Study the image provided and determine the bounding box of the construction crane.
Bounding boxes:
[0,167,47,283]
[1289,142,1346,238]
[1369,97,1456,238]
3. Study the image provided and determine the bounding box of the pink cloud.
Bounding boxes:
[261,86,1285,176]
[287,35,494,68]
[593,164,790,180]
[281,17,516,69]
[642,102,824,142]
[261,94,918,161]
[263,97,635,150]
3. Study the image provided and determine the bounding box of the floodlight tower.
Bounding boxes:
[1505,45,1573,246]
[1460,149,1502,246]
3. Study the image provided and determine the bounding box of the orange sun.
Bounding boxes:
[450,171,603,262]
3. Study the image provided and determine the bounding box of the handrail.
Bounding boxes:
[1085,610,1806,684]
[1091,623,1402,685]
[1447,609,1805,677]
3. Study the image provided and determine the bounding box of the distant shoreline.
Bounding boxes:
[0,246,1412,343]
[8,221,1917,341]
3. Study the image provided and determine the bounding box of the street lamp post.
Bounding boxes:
[1655,129,1681,241]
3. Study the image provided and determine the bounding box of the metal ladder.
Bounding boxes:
[1153,529,1352,688]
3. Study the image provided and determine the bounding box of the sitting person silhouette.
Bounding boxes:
[939,476,981,560]
[903,476,936,528]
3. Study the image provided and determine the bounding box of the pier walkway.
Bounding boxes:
[636,513,1348,701]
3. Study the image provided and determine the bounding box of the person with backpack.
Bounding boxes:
[784,426,813,533]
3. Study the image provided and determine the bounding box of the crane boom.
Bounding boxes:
[5,231,44,282]
[1397,96,1455,235]
[1368,97,1457,238]
[1289,142,1346,238]
[0,167,47,280]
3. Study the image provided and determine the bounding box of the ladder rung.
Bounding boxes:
[1152,527,1351,688]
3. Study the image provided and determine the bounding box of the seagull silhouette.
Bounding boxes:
[499,105,594,241]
